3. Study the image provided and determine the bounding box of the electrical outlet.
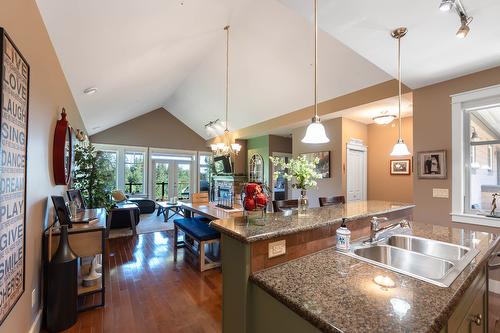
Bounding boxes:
[433,188,449,198]
[268,240,286,259]
[31,288,37,309]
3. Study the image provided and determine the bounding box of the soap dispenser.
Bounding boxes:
[336,218,351,251]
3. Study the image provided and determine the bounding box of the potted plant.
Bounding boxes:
[270,155,321,215]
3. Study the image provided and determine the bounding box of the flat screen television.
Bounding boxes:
[214,155,233,175]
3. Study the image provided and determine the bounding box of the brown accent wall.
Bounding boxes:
[269,135,292,154]
[233,139,248,175]
[0,0,86,331]
[90,107,210,151]
[413,66,500,225]
[367,117,413,203]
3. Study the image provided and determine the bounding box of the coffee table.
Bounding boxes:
[157,202,184,222]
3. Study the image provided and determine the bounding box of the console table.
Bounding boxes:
[43,208,107,312]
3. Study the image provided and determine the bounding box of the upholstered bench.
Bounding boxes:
[173,218,220,271]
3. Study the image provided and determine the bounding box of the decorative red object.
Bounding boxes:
[245,183,259,195]
[53,108,73,185]
[255,192,267,207]
[243,197,256,211]
[242,182,269,212]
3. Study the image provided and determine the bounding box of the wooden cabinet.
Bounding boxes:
[447,267,487,333]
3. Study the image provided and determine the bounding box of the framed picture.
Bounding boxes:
[300,151,330,178]
[390,159,411,175]
[0,27,30,325]
[417,150,447,179]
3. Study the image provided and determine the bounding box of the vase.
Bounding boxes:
[46,225,78,332]
[298,190,309,216]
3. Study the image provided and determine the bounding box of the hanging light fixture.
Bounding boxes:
[390,27,411,157]
[301,0,329,144]
[211,25,242,156]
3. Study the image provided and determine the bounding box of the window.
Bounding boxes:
[452,84,500,226]
[99,150,118,190]
[124,152,145,194]
[199,154,211,192]
[466,109,500,214]
[249,154,264,183]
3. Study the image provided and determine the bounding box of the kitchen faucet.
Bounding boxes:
[367,216,411,243]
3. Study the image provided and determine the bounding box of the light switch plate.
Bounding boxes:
[433,188,449,198]
[268,240,286,259]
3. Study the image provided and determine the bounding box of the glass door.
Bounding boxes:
[151,158,194,201]
[152,161,169,201]
[175,162,191,201]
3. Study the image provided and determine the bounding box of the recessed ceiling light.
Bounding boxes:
[83,87,98,95]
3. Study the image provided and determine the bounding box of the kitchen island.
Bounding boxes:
[210,200,415,332]
[250,223,498,332]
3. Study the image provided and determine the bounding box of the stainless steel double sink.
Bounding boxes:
[340,234,480,287]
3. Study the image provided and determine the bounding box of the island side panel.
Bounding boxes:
[250,208,413,273]
[221,234,251,333]
[248,284,321,333]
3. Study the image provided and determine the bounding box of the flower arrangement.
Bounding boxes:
[269,155,322,190]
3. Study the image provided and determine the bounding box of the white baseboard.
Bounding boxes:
[28,309,42,333]
[490,279,500,294]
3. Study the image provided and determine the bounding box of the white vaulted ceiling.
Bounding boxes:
[36,0,500,138]
[280,0,500,88]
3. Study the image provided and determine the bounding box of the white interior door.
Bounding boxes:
[346,144,367,202]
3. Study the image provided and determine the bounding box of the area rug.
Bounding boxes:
[108,212,175,239]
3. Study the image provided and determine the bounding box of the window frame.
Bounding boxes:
[124,150,147,195]
[451,83,500,227]
[98,149,119,189]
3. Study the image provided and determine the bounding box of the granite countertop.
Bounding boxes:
[250,223,499,333]
[210,200,415,243]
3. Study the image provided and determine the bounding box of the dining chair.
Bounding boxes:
[272,199,299,213]
[192,192,209,204]
[318,196,346,207]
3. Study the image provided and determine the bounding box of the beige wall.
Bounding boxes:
[90,107,209,151]
[413,66,500,226]
[208,80,410,144]
[367,117,413,203]
[292,118,343,207]
[0,0,86,331]
[341,118,368,195]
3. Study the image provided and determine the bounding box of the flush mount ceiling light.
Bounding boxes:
[301,0,329,144]
[83,87,98,95]
[438,0,473,38]
[210,26,241,157]
[373,112,397,125]
[390,27,411,157]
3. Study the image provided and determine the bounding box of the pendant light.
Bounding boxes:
[390,27,411,157]
[301,0,329,144]
[211,25,241,156]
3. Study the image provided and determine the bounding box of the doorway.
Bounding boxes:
[151,155,194,201]
[271,153,293,201]
[346,143,367,202]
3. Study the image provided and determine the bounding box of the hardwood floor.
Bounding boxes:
[54,231,222,333]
